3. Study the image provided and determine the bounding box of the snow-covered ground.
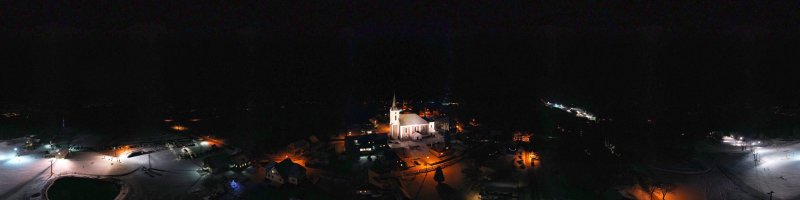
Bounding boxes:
[0,138,257,200]
[616,136,800,200]
[717,136,800,199]
[401,157,470,200]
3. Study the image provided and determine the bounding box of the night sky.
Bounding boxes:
[2,1,800,113]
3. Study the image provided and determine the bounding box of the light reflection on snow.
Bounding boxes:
[4,155,33,165]
[755,147,773,154]
[0,153,16,161]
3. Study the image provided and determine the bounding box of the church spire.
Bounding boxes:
[391,92,398,110]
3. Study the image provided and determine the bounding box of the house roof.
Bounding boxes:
[383,149,400,161]
[264,161,276,170]
[345,133,388,143]
[203,154,232,170]
[231,153,248,165]
[399,114,429,126]
[276,158,306,180]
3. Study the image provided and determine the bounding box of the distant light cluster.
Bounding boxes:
[544,101,597,121]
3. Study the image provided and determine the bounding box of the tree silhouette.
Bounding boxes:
[433,166,445,184]
[656,182,676,200]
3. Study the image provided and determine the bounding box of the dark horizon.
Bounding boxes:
[2,1,800,115]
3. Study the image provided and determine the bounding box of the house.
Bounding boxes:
[429,142,450,157]
[265,158,307,186]
[383,150,406,169]
[345,133,389,156]
[231,152,250,170]
[348,123,377,135]
[202,154,233,173]
[392,148,410,159]
[513,131,532,143]
[355,183,384,198]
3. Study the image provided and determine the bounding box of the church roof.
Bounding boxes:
[399,114,429,126]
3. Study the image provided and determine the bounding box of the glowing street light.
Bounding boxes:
[172,125,188,131]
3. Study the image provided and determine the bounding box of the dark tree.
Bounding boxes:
[654,182,676,200]
[433,166,444,184]
[444,132,452,147]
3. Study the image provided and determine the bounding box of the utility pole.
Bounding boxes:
[768,191,774,200]
[50,159,55,176]
[148,153,152,169]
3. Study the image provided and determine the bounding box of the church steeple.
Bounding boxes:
[389,93,401,138]
[391,92,399,111]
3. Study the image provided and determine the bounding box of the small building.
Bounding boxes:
[383,150,406,169]
[345,133,389,156]
[348,123,377,135]
[355,184,384,198]
[202,154,233,173]
[479,184,518,200]
[392,148,410,159]
[429,142,450,157]
[265,158,307,186]
[56,148,69,159]
[513,132,532,143]
[409,131,423,141]
[230,152,251,170]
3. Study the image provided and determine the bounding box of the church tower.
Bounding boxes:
[389,93,401,139]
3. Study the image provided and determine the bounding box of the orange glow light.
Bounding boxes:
[172,125,188,131]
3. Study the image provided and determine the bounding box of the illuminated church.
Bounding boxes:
[389,94,435,140]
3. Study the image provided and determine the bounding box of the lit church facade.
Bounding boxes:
[389,95,435,140]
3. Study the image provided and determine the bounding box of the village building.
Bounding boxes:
[264,158,307,186]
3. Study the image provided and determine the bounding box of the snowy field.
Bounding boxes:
[0,138,257,200]
[717,136,800,199]
[617,136,800,200]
